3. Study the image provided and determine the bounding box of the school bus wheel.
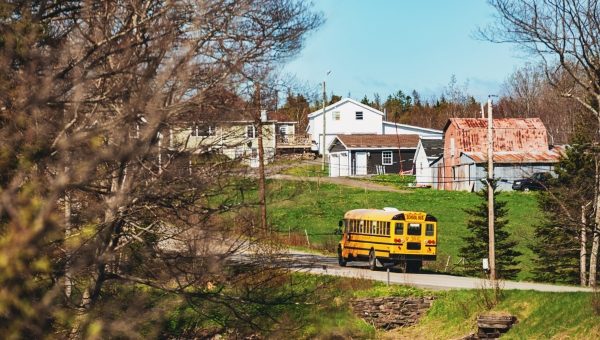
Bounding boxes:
[337,246,347,267]
[407,260,422,273]
[368,249,377,271]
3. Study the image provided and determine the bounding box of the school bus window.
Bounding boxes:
[373,221,378,235]
[359,220,364,233]
[408,223,422,235]
[394,222,404,235]
[386,222,390,236]
[426,223,435,236]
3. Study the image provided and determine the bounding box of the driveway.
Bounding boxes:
[269,174,410,193]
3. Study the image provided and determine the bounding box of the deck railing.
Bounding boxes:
[276,134,311,147]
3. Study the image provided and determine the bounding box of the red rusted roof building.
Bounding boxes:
[435,118,563,191]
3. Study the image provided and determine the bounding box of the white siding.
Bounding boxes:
[382,122,442,138]
[308,99,383,154]
[414,142,432,186]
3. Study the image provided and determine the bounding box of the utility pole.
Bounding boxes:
[487,96,496,282]
[255,83,267,232]
[321,80,327,171]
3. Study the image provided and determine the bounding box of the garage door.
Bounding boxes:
[329,154,339,177]
[339,152,349,176]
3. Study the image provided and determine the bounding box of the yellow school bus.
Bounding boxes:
[337,207,437,272]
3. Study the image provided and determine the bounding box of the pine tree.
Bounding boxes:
[460,179,522,279]
[531,133,595,284]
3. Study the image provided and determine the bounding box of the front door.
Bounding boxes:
[250,148,259,168]
[356,152,367,175]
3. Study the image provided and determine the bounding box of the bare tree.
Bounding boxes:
[0,0,322,337]
[482,0,600,286]
[498,62,587,144]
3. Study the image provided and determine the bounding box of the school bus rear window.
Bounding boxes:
[408,223,421,235]
[426,223,434,236]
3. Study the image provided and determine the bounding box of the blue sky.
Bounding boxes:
[283,0,531,104]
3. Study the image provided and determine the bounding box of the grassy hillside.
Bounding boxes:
[245,274,600,339]
[268,180,542,280]
[387,289,600,339]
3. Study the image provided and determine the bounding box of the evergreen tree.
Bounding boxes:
[360,95,371,106]
[531,133,595,284]
[460,178,522,279]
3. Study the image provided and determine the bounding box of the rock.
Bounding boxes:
[350,296,436,330]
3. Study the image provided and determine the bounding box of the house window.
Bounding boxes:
[333,111,340,121]
[279,125,287,135]
[355,111,363,120]
[192,124,215,137]
[246,125,256,138]
[382,151,393,165]
[203,125,216,136]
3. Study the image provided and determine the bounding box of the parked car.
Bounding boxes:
[512,172,552,191]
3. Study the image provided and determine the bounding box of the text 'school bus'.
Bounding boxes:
[337,207,437,272]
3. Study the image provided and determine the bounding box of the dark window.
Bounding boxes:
[407,223,422,236]
[198,125,216,136]
[426,223,435,236]
[246,125,256,138]
[394,222,404,235]
[386,222,390,236]
[382,151,393,165]
[355,111,363,120]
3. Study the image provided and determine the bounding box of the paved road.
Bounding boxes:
[283,250,593,293]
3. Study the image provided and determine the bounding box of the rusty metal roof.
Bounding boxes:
[335,134,420,149]
[444,118,547,131]
[444,117,550,153]
[462,146,565,164]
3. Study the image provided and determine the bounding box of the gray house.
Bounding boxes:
[327,134,419,177]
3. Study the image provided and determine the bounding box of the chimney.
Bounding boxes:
[260,109,267,122]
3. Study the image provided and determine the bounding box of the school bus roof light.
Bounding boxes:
[425,215,437,222]
[392,213,405,220]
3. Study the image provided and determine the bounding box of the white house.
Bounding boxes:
[307,98,383,155]
[307,98,442,155]
[413,137,444,186]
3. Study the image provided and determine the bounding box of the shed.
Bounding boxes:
[414,137,444,187]
[328,134,419,177]
[457,148,564,191]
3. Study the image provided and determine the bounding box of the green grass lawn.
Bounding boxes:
[392,287,600,339]
[265,274,600,339]
[360,174,417,188]
[280,163,328,177]
[268,180,542,280]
